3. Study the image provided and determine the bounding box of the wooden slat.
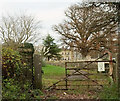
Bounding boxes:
[56,84,107,86]
[66,79,108,81]
[67,73,94,76]
[55,88,74,90]
[66,60,116,64]
[66,67,97,70]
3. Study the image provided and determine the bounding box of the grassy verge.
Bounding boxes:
[42,64,65,88]
[99,83,119,99]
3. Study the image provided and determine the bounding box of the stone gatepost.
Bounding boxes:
[33,54,42,90]
[18,43,34,84]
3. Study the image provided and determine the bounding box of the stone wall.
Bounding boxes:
[46,61,65,67]
[18,43,34,83]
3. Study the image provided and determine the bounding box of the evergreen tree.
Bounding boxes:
[42,34,61,61]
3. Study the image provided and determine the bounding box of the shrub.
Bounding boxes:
[2,47,23,78]
[2,78,43,99]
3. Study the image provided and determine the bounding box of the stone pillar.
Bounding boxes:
[33,54,42,90]
[18,43,34,83]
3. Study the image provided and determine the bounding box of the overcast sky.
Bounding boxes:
[0,0,84,45]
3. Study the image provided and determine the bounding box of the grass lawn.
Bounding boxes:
[42,64,65,88]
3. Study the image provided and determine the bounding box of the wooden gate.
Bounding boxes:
[46,53,116,91]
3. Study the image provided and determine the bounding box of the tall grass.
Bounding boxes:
[99,83,119,100]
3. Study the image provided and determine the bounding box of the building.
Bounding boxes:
[60,47,82,61]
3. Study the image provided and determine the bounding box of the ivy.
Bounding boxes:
[2,47,23,78]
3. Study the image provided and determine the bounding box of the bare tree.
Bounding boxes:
[0,13,41,48]
[54,3,117,58]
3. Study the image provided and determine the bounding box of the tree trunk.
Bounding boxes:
[81,48,88,60]
[117,2,120,98]
[81,52,88,60]
[82,55,87,60]
[48,57,50,61]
